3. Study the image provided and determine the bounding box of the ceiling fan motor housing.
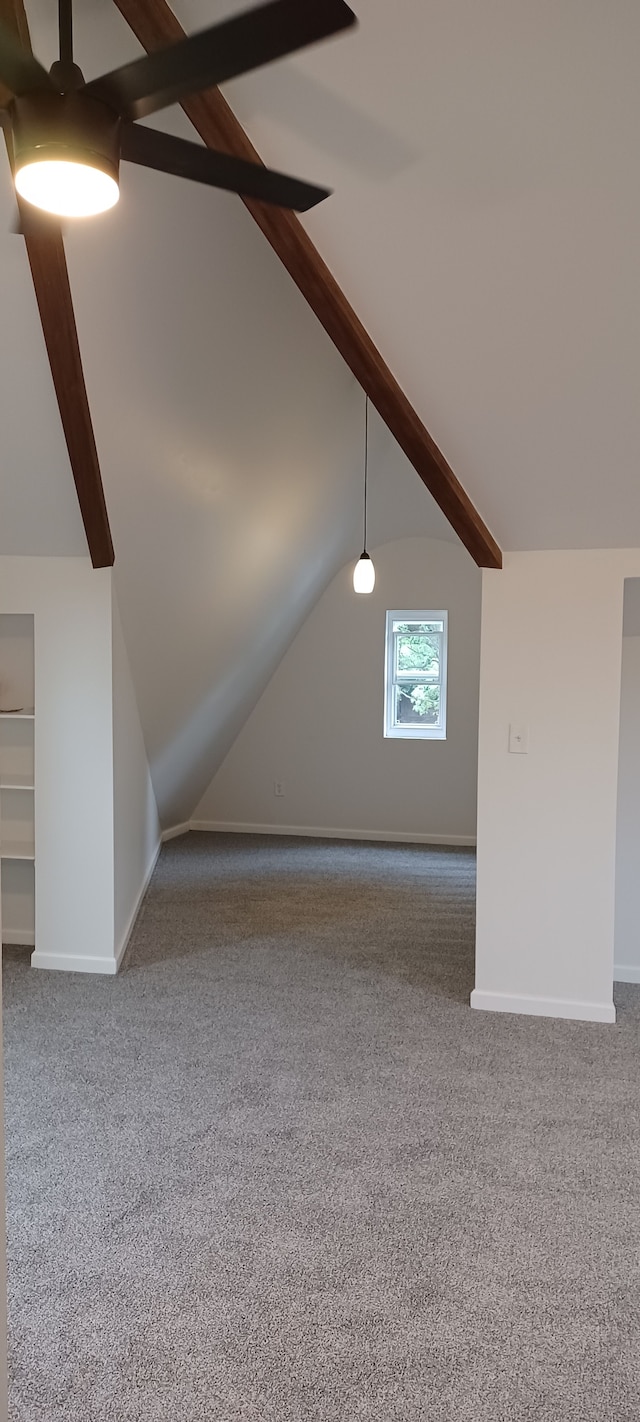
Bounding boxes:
[11,91,121,187]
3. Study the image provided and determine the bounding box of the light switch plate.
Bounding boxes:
[509,724,529,754]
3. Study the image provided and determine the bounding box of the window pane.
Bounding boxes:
[394,625,441,678]
[394,683,441,726]
[384,610,447,740]
[393,620,443,636]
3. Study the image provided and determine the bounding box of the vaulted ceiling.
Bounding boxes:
[1,0,639,822]
[201,0,640,551]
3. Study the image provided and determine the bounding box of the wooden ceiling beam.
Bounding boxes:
[20,227,115,567]
[113,0,501,569]
[0,0,115,569]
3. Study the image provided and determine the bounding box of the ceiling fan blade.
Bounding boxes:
[0,20,53,95]
[121,121,329,211]
[86,0,356,122]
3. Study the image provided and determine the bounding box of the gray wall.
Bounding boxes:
[112,591,161,963]
[614,577,640,981]
[194,536,481,841]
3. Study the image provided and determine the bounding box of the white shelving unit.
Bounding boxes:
[0,618,35,946]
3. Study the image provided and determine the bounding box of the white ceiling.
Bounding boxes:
[0,187,87,555]
[178,0,640,551]
[3,0,640,819]
[6,0,640,556]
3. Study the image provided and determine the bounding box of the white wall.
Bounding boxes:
[0,557,159,977]
[473,549,640,1025]
[0,944,6,1422]
[194,537,481,842]
[112,592,161,966]
[614,581,640,982]
[614,636,640,982]
[0,614,35,946]
[0,559,116,975]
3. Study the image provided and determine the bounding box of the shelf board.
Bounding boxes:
[0,775,34,790]
[0,843,35,861]
[0,711,34,720]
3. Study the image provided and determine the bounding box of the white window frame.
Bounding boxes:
[384,610,448,740]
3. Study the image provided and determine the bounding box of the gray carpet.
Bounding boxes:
[3,832,640,1421]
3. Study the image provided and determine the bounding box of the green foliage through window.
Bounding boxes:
[385,611,447,739]
[394,622,442,717]
[399,683,440,721]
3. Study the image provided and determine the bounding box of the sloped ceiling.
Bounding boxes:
[3,0,639,822]
[0,185,87,555]
[178,0,640,551]
[0,0,457,826]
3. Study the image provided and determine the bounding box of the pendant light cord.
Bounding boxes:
[363,394,369,553]
[59,0,73,67]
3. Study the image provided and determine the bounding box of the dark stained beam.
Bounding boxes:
[20,229,115,567]
[113,0,501,569]
[0,0,115,568]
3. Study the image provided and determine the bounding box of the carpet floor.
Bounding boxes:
[3,832,640,1420]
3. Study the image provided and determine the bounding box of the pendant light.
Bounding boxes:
[353,394,375,594]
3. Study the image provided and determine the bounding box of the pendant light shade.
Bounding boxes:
[353,551,375,594]
[353,393,375,594]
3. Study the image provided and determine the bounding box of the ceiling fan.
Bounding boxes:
[0,0,356,220]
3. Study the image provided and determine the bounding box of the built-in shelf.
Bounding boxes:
[1,616,36,947]
[1,843,35,862]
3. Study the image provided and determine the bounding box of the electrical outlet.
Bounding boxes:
[274,780,285,797]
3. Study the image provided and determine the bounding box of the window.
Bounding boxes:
[384,611,448,739]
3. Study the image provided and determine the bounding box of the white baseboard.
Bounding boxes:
[30,841,162,978]
[614,964,640,984]
[31,952,119,975]
[161,821,191,842]
[114,838,162,970]
[2,928,35,947]
[470,988,616,1024]
[189,819,476,847]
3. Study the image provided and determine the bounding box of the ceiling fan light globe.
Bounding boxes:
[15,157,119,217]
[353,554,375,595]
[11,92,121,218]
